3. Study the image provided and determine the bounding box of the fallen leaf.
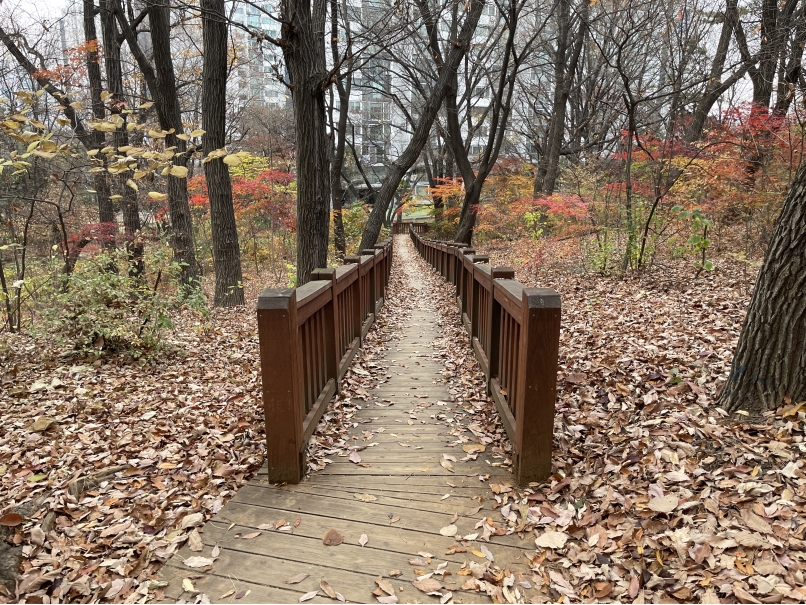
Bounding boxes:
[299,591,319,602]
[31,416,56,432]
[0,513,23,527]
[648,494,678,513]
[535,531,569,549]
[188,529,204,552]
[182,556,214,568]
[440,458,455,472]
[439,524,458,537]
[241,531,261,539]
[180,512,204,529]
[376,577,395,595]
[182,578,196,593]
[412,578,442,593]
[320,579,337,599]
[359,533,369,547]
[323,528,344,546]
[286,573,309,584]
[349,451,362,464]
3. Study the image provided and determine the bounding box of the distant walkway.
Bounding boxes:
[159,236,531,604]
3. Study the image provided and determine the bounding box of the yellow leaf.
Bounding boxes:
[69,101,83,110]
[139,101,154,110]
[177,134,190,141]
[222,154,242,166]
[189,129,206,137]
[148,192,168,201]
[126,179,138,191]
[110,195,123,201]
[169,165,188,178]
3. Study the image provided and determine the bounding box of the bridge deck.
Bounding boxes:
[159,237,532,604]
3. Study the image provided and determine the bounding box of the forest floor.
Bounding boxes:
[1,234,805,603]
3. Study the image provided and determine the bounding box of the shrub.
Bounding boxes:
[36,243,205,355]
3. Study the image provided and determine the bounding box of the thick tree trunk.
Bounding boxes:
[358,0,486,251]
[147,1,201,284]
[201,0,244,307]
[717,162,806,414]
[281,0,330,285]
[83,0,116,227]
[101,0,143,273]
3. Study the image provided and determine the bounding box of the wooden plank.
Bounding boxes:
[209,499,535,564]
[160,563,341,604]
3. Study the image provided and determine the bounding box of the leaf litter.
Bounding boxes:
[3,234,805,604]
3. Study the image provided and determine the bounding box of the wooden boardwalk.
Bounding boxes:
[160,238,534,604]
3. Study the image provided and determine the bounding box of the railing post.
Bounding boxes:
[487,266,514,395]
[470,255,490,341]
[361,250,378,313]
[458,248,475,314]
[515,288,561,484]
[312,268,340,391]
[343,256,363,343]
[257,288,305,483]
[374,243,387,295]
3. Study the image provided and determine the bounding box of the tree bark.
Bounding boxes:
[100,0,143,273]
[281,0,331,285]
[718,161,806,414]
[358,0,486,251]
[201,0,244,307]
[83,0,116,227]
[329,0,349,258]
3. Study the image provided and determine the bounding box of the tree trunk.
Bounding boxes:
[101,0,144,273]
[83,0,116,227]
[201,0,244,307]
[281,0,330,285]
[684,0,742,142]
[114,0,201,285]
[717,162,806,414]
[358,0,486,251]
[329,0,349,258]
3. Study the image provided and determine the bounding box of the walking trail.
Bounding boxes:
[160,235,534,604]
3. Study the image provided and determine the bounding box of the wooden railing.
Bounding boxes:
[257,239,393,483]
[392,221,429,234]
[410,227,560,484]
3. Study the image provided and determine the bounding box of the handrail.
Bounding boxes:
[392,221,429,234]
[258,238,393,483]
[409,226,560,484]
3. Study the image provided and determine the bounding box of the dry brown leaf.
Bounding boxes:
[323,528,344,546]
[285,573,309,584]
